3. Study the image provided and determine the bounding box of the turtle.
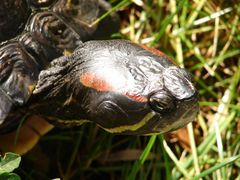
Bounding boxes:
[0,0,120,134]
[0,0,199,154]
[30,39,199,135]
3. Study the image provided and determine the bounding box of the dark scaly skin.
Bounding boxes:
[0,42,41,132]
[0,0,119,134]
[30,40,199,135]
[0,14,81,133]
[26,12,81,56]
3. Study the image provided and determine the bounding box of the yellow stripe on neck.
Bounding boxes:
[47,116,89,126]
[102,112,156,133]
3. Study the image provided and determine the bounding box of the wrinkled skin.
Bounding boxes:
[0,0,119,134]
[31,40,199,135]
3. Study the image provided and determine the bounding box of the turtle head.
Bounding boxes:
[33,40,199,135]
[76,40,199,135]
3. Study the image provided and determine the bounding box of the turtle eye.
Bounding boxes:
[148,91,174,113]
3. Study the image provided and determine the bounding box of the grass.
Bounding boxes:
[3,0,240,179]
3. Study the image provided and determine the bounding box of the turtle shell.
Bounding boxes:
[0,0,119,134]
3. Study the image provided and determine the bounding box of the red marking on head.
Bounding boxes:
[80,72,113,91]
[125,92,147,102]
[140,45,176,65]
[80,73,147,102]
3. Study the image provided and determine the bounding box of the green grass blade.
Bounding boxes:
[127,135,156,180]
[193,155,240,180]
